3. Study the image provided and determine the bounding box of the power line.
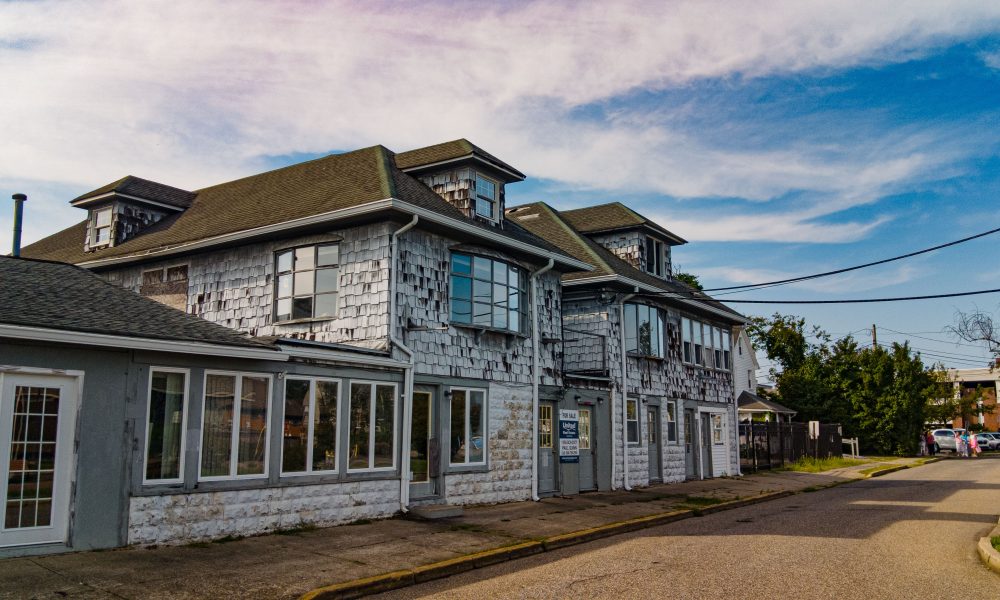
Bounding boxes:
[703,287,1000,304]
[701,224,1000,293]
[877,327,990,349]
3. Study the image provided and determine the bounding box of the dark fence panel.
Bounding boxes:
[739,422,843,472]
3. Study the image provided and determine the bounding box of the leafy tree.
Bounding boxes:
[674,272,703,291]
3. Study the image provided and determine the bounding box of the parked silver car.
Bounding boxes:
[976,433,1000,451]
[931,428,966,452]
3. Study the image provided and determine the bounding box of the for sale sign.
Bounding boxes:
[559,409,579,463]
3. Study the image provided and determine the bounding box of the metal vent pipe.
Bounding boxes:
[11,193,26,257]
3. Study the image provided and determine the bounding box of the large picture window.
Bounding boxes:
[274,244,339,322]
[475,173,498,220]
[200,372,271,480]
[348,382,397,471]
[144,368,188,483]
[624,303,664,357]
[626,398,639,445]
[282,377,340,475]
[449,388,486,466]
[449,253,527,333]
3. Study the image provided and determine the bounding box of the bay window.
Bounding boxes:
[449,252,527,334]
[624,303,664,358]
[282,377,340,475]
[200,372,271,480]
[144,368,188,483]
[449,388,486,466]
[274,244,339,322]
[348,382,396,471]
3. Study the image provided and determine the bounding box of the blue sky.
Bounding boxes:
[1,1,998,374]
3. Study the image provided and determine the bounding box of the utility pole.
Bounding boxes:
[871,323,877,347]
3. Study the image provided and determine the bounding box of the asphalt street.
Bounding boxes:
[377,458,1000,599]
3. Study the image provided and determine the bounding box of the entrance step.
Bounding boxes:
[407,504,465,520]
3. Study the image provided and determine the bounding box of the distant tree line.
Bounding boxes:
[746,313,992,456]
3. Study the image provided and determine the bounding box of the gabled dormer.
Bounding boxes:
[559,202,686,281]
[71,176,195,252]
[394,139,525,228]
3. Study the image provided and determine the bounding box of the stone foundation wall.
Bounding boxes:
[127,479,400,545]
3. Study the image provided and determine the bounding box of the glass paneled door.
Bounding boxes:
[409,390,437,498]
[0,373,78,547]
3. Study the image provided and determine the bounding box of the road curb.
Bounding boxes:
[976,517,1000,575]
[298,490,793,600]
[865,457,940,478]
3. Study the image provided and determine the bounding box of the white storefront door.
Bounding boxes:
[0,373,78,547]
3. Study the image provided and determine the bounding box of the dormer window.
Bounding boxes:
[645,237,665,276]
[475,174,498,220]
[92,208,112,246]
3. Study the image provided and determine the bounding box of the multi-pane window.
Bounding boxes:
[539,405,553,449]
[348,382,396,471]
[625,303,664,357]
[626,398,639,444]
[475,173,498,220]
[92,208,112,245]
[578,409,591,450]
[645,237,665,276]
[449,253,527,333]
[6,386,60,529]
[274,244,339,322]
[200,373,271,480]
[711,414,724,444]
[145,369,188,483]
[682,319,732,370]
[665,401,677,443]
[282,378,339,475]
[449,388,486,466]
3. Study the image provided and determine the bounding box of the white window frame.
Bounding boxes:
[665,400,678,443]
[626,398,640,445]
[198,370,273,482]
[347,380,398,473]
[711,413,724,445]
[645,237,664,276]
[280,376,342,477]
[91,207,112,246]
[448,387,488,467]
[474,173,499,221]
[143,367,190,485]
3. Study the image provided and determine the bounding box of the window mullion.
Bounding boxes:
[305,380,315,473]
[230,376,242,478]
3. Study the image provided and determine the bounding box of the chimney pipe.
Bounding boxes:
[11,193,26,257]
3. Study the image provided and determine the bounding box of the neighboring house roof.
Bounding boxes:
[20,145,580,270]
[70,175,197,209]
[737,391,797,415]
[560,202,686,245]
[395,138,525,181]
[507,202,744,323]
[0,256,273,351]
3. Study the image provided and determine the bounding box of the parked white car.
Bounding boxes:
[931,428,966,453]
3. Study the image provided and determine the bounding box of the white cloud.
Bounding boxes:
[982,49,1000,69]
[2,0,1000,250]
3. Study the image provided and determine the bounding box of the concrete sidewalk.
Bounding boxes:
[3,457,929,600]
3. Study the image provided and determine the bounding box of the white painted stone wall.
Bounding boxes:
[127,479,400,545]
[442,382,533,505]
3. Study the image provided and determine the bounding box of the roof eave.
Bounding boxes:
[400,154,526,182]
[70,191,187,211]
[563,274,747,323]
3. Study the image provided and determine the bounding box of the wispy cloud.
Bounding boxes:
[981,49,1000,69]
[2,0,1000,250]
[696,263,921,294]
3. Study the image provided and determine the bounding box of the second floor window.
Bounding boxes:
[92,208,112,245]
[475,173,497,220]
[645,237,665,276]
[624,303,664,357]
[450,252,527,334]
[274,244,339,322]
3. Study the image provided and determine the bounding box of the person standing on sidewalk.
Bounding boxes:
[969,432,979,457]
[956,431,966,457]
[925,431,936,456]
[918,433,927,456]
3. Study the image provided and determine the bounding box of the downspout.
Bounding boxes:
[391,215,419,513]
[530,258,555,502]
[618,288,638,491]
